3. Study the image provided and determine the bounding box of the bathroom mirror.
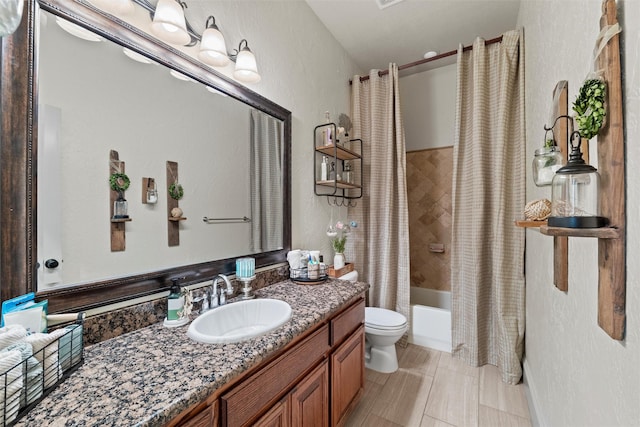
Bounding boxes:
[0,0,291,312]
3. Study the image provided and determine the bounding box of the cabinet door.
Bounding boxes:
[254,396,290,427]
[291,360,329,427]
[331,325,364,426]
[177,399,218,427]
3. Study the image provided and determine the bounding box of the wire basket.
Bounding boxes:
[290,265,328,284]
[0,320,84,426]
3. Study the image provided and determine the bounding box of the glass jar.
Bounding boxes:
[548,136,606,228]
[146,188,158,204]
[532,146,563,186]
[113,194,129,218]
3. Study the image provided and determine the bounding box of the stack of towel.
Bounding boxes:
[0,323,82,425]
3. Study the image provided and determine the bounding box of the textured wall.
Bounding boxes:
[400,64,457,151]
[518,1,640,425]
[406,148,453,291]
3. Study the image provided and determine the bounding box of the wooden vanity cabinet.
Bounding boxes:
[173,296,364,427]
[254,396,290,427]
[331,325,365,426]
[174,399,218,427]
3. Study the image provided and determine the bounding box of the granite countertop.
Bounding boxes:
[15,279,369,427]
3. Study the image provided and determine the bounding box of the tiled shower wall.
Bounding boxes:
[406,147,453,292]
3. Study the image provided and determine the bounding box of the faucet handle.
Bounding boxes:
[209,288,219,308]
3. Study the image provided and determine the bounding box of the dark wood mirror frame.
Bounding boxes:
[0,0,291,313]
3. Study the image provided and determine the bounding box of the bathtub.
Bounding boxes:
[408,287,452,353]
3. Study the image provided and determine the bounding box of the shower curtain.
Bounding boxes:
[249,109,283,253]
[451,30,525,384]
[349,64,410,339]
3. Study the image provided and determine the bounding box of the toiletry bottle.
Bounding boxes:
[343,161,352,184]
[320,156,328,181]
[329,162,336,181]
[324,111,333,146]
[167,278,184,321]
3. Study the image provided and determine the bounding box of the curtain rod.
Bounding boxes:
[351,35,503,84]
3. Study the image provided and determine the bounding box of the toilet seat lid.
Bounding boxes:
[365,307,407,329]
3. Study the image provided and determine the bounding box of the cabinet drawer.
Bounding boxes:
[331,298,364,346]
[222,325,330,427]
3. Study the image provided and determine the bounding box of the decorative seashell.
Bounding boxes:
[171,207,183,218]
[524,199,551,221]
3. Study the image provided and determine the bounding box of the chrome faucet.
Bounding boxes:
[210,274,234,308]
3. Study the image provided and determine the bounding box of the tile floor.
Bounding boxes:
[345,344,531,427]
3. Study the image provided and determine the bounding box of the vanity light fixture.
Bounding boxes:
[87,0,134,15]
[124,0,262,83]
[198,16,230,67]
[231,39,261,84]
[150,0,190,46]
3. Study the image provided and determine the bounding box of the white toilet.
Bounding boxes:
[341,271,408,373]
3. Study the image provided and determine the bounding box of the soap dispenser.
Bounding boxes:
[164,278,189,327]
[167,278,184,321]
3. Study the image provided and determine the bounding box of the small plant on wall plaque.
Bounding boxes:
[573,78,606,140]
[168,182,184,200]
[109,172,130,193]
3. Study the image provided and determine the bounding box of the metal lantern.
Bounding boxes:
[548,131,606,228]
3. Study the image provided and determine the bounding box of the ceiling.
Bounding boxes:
[304,0,521,75]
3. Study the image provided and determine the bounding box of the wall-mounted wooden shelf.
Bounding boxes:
[316,180,362,190]
[538,0,626,340]
[109,150,131,252]
[540,225,621,239]
[313,123,363,203]
[168,217,187,222]
[315,144,361,160]
[515,220,547,228]
[110,218,132,223]
[166,161,185,247]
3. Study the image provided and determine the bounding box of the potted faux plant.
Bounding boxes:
[331,221,348,270]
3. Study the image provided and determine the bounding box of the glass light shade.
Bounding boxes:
[88,0,134,15]
[0,0,23,36]
[548,141,606,228]
[56,17,102,42]
[169,69,193,82]
[123,47,153,64]
[532,146,563,186]
[233,48,261,83]
[150,0,190,45]
[198,26,230,67]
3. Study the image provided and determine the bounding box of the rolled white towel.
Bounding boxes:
[58,324,83,372]
[0,350,24,426]
[0,325,27,351]
[2,342,42,407]
[24,329,66,389]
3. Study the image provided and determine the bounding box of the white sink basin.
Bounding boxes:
[186,298,292,344]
